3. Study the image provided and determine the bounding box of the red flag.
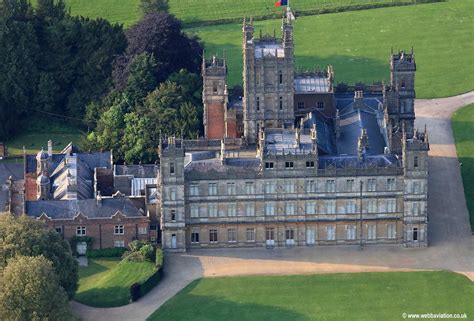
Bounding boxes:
[274,0,281,7]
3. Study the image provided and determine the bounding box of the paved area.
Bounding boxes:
[72,92,474,321]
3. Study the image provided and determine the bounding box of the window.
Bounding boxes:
[279,70,283,84]
[246,228,255,242]
[170,188,176,201]
[190,184,199,196]
[170,163,175,175]
[279,96,283,111]
[285,228,295,242]
[413,228,419,241]
[325,200,336,214]
[245,203,255,216]
[386,178,396,191]
[285,161,294,169]
[76,226,86,236]
[297,101,305,109]
[367,179,377,192]
[208,204,218,217]
[266,228,275,241]
[256,97,260,111]
[114,225,124,235]
[285,202,295,215]
[171,210,176,221]
[208,183,218,196]
[285,181,295,193]
[306,201,316,215]
[245,182,255,194]
[414,156,419,168]
[138,227,147,235]
[55,227,62,234]
[346,179,355,192]
[387,224,396,239]
[401,78,406,89]
[209,229,218,243]
[317,101,324,109]
[306,180,316,193]
[367,225,376,240]
[326,226,336,241]
[212,81,218,93]
[265,202,275,216]
[367,199,377,213]
[346,200,356,214]
[264,181,276,194]
[227,203,237,216]
[191,230,200,243]
[190,205,199,218]
[227,182,236,195]
[412,203,420,216]
[265,162,274,169]
[325,180,336,193]
[412,181,421,194]
[228,229,237,242]
[387,199,397,213]
[114,240,125,248]
[346,225,356,240]
[306,161,315,168]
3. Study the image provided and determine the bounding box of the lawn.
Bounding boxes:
[452,103,474,232]
[75,258,156,307]
[189,0,474,98]
[148,271,473,321]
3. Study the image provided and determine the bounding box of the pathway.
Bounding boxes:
[71,92,474,321]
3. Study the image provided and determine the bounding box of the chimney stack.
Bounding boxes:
[47,140,53,157]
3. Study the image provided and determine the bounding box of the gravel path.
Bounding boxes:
[71,91,474,321]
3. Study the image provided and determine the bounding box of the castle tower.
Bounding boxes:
[159,137,186,252]
[202,54,228,139]
[402,127,429,247]
[36,148,50,176]
[36,171,50,200]
[242,15,295,144]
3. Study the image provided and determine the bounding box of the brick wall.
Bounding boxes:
[206,101,225,139]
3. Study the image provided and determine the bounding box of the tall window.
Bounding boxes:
[228,229,237,242]
[325,180,336,193]
[266,228,275,241]
[246,228,255,242]
[317,101,324,109]
[245,182,255,194]
[190,205,199,218]
[346,179,354,192]
[190,184,199,196]
[367,225,376,240]
[279,70,283,84]
[209,229,218,243]
[305,201,316,215]
[306,180,316,193]
[191,230,200,243]
[412,203,420,216]
[114,225,124,235]
[265,162,274,169]
[170,188,176,201]
[76,226,86,236]
[208,183,218,196]
[367,179,377,192]
[212,81,218,93]
[412,181,421,194]
[227,203,237,217]
[387,224,396,239]
[285,181,295,193]
[386,178,396,191]
[387,199,397,213]
[245,203,255,216]
[346,200,356,214]
[208,204,218,217]
[346,225,356,240]
[264,181,276,194]
[256,97,260,111]
[285,228,295,242]
[279,96,283,110]
[227,182,236,195]
[414,156,419,168]
[306,161,315,168]
[326,226,336,241]
[285,202,295,215]
[285,161,294,169]
[170,162,175,175]
[325,200,336,214]
[170,210,176,221]
[367,199,377,213]
[265,202,275,216]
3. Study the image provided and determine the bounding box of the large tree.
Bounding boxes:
[0,255,75,321]
[113,12,202,90]
[139,0,169,15]
[0,213,78,299]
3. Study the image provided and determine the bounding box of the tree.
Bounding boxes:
[0,255,75,321]
[139,0,169,15]
[0,214,78,299]
[125,52,158,105]
[113,12,202,90]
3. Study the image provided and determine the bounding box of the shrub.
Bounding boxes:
[140,244,155,262]
[155,248,164,268]
[86,247,128,258]
[128,240,147,252]
[122,251,145,262]
[129,248,165,302]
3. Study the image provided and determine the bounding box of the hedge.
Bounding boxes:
[86,247,128,258]
[130,248,164,302]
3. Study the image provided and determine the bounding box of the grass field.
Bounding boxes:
[75,258,156,307]
[148,272,473,321]
[190,0,474,98]
[452,103,474,232]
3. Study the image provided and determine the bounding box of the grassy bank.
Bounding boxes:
[149,271,473,321]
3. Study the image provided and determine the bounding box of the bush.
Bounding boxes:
[122,251,145,262]
[129,248,164,302]
[140,244,155,262]
[155,248,164,268]
[128,240,147,252]
[86,247,128,258]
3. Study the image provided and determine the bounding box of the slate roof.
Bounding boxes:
[25,197,145,220]
[185,158,260,174]
[294,76,331,93]
[115,165,159,178]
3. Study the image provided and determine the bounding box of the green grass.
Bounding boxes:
[453,103,474,232]
[190,0,474,98]
[75,258,156,307]
[149,271,473,321]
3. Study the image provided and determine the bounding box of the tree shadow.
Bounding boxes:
[78,259,113,279]
[74,285,130,308]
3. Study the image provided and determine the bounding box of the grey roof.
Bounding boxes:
[294,76,331,93]
[302,112,336,155]
[185,157,260,174]
[115,165,158,178]
[264,129,313,155]
[25,197,145,220]
[319,155,398,169]
[255,43,285,58]
[36,149,49,160]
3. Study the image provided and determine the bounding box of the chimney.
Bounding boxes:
[310,123,317,153]
[96,191,102,207]
[294,128,301,149]
[358,128,369,161]
[335,109,341,138]
[47,140,53,157]
[354,91,364,109]
[220,140,226,164]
